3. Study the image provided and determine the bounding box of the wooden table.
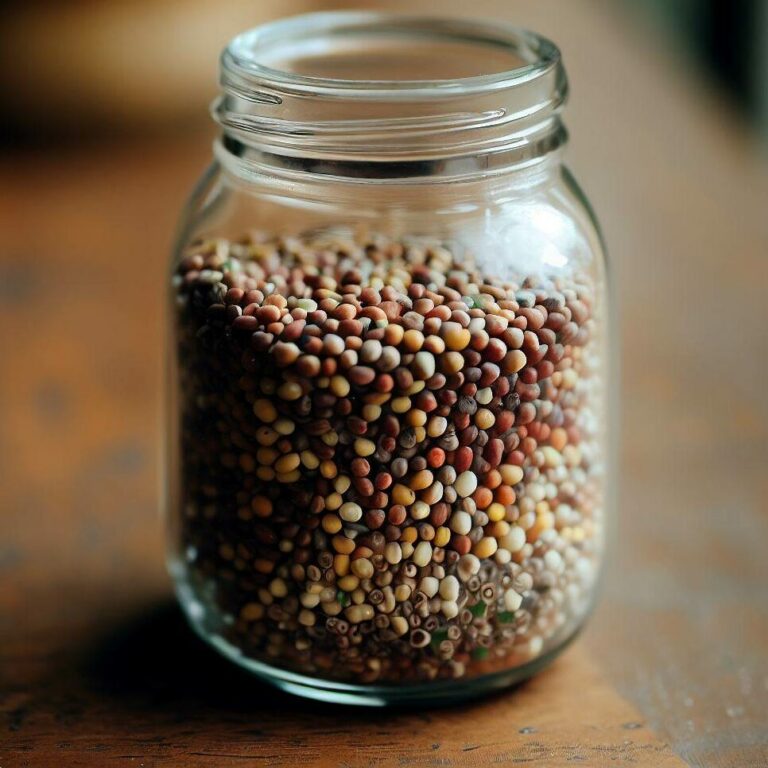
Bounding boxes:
[1,1,766,765]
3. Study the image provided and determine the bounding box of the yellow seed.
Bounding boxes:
[321,430,339,446]
[394,584,412,602]
[413,426,426,443]
[392,484,416,506]
[403,329,424,351]
[499,464,524,485]
[322,514,342,534]
[334,475,351,494]
[354,438,376,457]
[503,349,527,374]
[300,450,319,469]
[330,375,350,397]
[391,616,409,635]
[322,600,343,616]
[271,454,298,475]
[410,469,434,491]
[338,574,359,591]
[405,380,426,395]
[400,526,418,544]
[351,558,374,579]
[273,418,295,435]
[362,404,382,422]
[475,409,496,430]
[253,398,277,423]
[325,492,343,510]
[406,409,427,427]
[332,535,355,555]
[487,502,506,522]
[391,397,411,414]
[298,609,315,627]
[440,351,464,374]
[269,578,288,597]
[276,469,300,483]
[251,496,273,518]
[320,460,338,479]
[277,381,303,401]
[433,526,451,548]
[333,554,350,576]
[473,537,498,559]
[440,322,471,351]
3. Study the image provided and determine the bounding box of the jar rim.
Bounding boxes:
[223,12,562,100]
[215,12,568,176]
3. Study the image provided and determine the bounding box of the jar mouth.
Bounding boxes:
[223,12,561,98]
[215,12,568,177]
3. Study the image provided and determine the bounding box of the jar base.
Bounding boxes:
[174,574,583,707]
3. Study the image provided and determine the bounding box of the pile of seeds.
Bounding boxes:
[172,230,604,684]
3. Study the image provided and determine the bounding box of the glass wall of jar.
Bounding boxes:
[166,12,611,706]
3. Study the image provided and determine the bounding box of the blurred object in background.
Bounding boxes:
[0,0,356,144]
[624,0,768,140]
[1,0,767,145]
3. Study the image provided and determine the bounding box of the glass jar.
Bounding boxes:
[166,12,610,706]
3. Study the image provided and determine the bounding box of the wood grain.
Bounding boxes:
[1,0,767,765]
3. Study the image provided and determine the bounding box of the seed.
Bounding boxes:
[345,604,375,623]
[504,589,523,612]
[176,231,601,685]
[411,500,431,520]
[475,409,495,430]
[354,438,376,457]
[500,464,525,485]
[413,541,433,567]
[384,542,402,565]
[274,453,300,473]
[473,537,498,559]
[503,349,527,374]
[440,322,471,350]
[439,575,460,601]
[352,558,374,579]
[449,511,472,535]
[253,399,278,422]
[391,616,409,636]
[441,600,459,619]
[413,351,436,379]
[419,576,439,597]
[330,375,351,397]
[392,484,416,506]
[339,502,363,523]
[454,471,478,498]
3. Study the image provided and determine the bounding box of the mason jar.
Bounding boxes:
[166,12,610,706]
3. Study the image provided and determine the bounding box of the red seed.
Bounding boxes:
[451,535,472,555]
[454,446,474,473]
[427,447,446,468]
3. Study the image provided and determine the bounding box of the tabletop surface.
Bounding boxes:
[2,1,767,766]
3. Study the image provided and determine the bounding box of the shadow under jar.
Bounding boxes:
[166,12,611,706]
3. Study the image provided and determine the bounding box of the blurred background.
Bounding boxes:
[1,1,767,766]
[1,0,768,143]
[1,0,767,144]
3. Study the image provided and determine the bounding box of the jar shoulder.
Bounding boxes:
[173,160,606,281]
